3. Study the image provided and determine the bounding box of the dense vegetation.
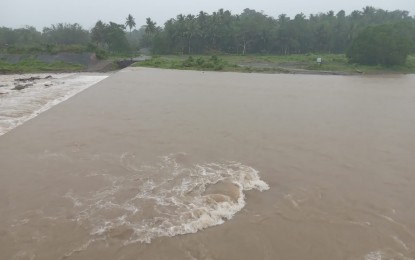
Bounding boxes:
[146,7,415,57]
[1,6,415,68]
[347,23,413,65]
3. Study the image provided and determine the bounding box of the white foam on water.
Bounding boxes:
[0,73,108,136]
[364,250,414,260]
[66,153,269,244]
[393,236,410,251]
[365,251,384,260]
[63,237,106,259]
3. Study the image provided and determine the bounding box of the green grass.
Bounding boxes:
[133,54,415,74]
[0,59,84,73]
[133,55,234,71]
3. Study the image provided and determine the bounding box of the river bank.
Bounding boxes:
[0,52,147,74]
[133,54,415,75]
[2,53,414,75]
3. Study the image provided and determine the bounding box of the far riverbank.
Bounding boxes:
[133,54,415,75]
[0,52,149,74]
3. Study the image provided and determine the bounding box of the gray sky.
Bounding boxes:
[1,0,414,30]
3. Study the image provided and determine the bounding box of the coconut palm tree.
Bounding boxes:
[125,14,136,33]
[145,17,157,35]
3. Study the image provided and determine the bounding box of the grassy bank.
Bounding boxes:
[133,55,234,72]
[133,54,415,75]
[0,59,84,73]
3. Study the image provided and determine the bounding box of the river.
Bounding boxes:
[0,68,414,259]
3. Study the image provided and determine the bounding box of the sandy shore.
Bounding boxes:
[0,68,414,259]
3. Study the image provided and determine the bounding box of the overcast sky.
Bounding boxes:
[1,0,414,30]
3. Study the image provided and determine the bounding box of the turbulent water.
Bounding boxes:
[0,73,108,136]
[66,153,268,245]
[0,68,414,259]
[6,152,268,259]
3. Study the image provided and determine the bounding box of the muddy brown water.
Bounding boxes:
[0,68,414,260]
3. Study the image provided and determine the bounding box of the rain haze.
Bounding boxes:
[2,0,415,258]
[1,0,415,29]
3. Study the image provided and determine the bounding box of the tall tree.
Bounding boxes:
[184,15,199,54]
[142,18,159,49]
[145,18,157,35]
[125,14,136,33]
[91,20,107,47]
[106,22,130,52]
[91,21,130,52]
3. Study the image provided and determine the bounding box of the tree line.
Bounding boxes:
[1,6,414,64]
[148,7,414,56]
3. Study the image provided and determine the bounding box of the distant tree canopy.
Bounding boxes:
[91,21,130,53]
[1,6,414,59]
[146,7,415,56]
[0,26,42,46]
[42,23,89,45]
[347,23,414,66]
